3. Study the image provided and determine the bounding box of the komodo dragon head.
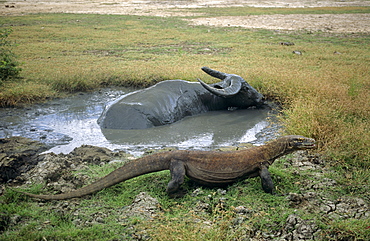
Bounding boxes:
[278,135,316,152]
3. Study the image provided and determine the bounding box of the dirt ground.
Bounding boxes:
[1,0,370,33]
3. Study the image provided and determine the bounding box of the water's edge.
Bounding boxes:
[0,87,282,156]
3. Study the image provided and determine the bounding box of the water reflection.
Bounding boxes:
[101,108,269,149]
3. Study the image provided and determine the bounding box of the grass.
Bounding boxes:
[0,7,369,240]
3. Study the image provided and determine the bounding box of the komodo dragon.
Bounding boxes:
[19,135,315,200]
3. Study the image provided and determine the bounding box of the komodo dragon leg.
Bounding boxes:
[166,159,186,197]
[260,166,276,194]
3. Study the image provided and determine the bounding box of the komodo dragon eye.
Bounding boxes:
[290,137,304,147]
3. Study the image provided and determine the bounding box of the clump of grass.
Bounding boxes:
[49,73,101,92]
[322,218,370,241]
[0,28,22,83]
[236,39,370,167]
[0,81,56,107]
[277,63,369,166]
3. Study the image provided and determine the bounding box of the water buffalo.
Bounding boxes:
[98,67,265,130]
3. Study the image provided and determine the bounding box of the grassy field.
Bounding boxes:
[0,6,369,240]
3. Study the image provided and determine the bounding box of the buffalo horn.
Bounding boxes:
[197,76,242,97]
[201,66,228,80]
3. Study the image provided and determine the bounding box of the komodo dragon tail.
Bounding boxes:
[17,152,172,200]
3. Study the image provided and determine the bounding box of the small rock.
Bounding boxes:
[217,188,227,195]
[233,205,252,215]
[283,214,318,240]
[95,217,105,223]
[191,188,204,197]
[287,193,304,205]
[319,200,336,214]
[280,42,295,46]
[302,192,317,200]
[194,201,211,213]
[312,178,337,190]
[232,216,245,226]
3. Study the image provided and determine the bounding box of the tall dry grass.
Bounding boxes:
[242,47,369,166]
[212,46,370,167]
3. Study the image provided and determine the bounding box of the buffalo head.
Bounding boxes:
[198,67,264,107]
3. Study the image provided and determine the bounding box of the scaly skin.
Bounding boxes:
[19,135,315,200]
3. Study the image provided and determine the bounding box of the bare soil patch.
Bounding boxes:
[1,0,370,33]
[189,13,370,33]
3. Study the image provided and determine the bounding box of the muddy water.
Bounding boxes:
[0,88,281,156]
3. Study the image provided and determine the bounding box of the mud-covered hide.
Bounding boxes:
[98,80,223,129]
[98,67,265,130]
